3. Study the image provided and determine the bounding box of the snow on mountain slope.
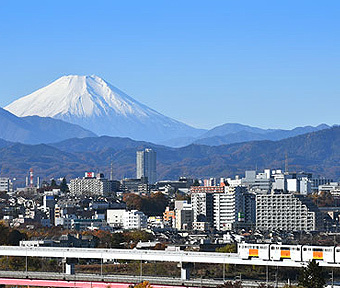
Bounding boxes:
[5,75,204,142]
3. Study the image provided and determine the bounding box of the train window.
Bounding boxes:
[336,249,340,252]
[271,247,275,250]
[313,248,323,252]
[303,248,307,251]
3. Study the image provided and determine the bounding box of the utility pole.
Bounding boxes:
[330,269,334,288]
[25,249,28,275]
[140,260,143,282]
[100,257,103,277]
[275,266,278,288]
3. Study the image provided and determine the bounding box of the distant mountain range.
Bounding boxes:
[3,75,334,147]
[191,123,331,146]
[0,126,339,185]
[161,123,332,147]
[0,107,96,144]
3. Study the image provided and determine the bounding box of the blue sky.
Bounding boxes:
[0,1,339,129]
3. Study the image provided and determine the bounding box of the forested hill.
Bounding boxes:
[0,126,339,184]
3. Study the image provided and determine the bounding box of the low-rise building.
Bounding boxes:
[123,210,147,230]
[106,209,125,228]
[0,177,12,192]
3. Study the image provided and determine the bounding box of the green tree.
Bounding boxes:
[8,230,25,246]
[298,260,325,288]
[110,233,124,248]
[216,243,237,253]
[60,177,68,192]
[50,179,57,188]
[0,223,10,245]
[192,179,200,186]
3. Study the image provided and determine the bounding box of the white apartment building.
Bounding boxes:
[213,186,255,231]
[0,177,12,192]
[106,209,126,227]
[69,173,112,196]
[122,210,147,230]
[191,185,255,231]
[174,200,193,230]
[256,193,323,232]
[213,186,245,231]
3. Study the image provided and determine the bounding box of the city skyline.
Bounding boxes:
[0,1,339,130]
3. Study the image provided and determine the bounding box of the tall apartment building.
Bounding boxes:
[191,185,255,231]
[256,193,323,232]
[191,190,214,224]
[136,148,157,184]
[213,186,255,231]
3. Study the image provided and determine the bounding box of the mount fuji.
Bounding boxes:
[5,75,205,143]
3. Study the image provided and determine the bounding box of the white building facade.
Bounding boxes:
[256,193,323,232]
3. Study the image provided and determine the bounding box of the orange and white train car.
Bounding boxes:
[238,243,270,260]
[301,246,335,263]
[269,244,302,261]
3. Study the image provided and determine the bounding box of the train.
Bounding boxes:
[238,243,340,263]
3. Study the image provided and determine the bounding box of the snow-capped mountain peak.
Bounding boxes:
[6,75,153,118]
[5,75,204,142]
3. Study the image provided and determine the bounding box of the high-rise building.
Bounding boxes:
[136,148,156,184]
[191,185,256,231]
[213,186,248,231]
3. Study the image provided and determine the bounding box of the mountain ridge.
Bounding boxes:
[0,107,96,144]
[0,126,338,185]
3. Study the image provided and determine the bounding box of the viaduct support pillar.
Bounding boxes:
[179,262,193,281]
[63,258,78,275]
